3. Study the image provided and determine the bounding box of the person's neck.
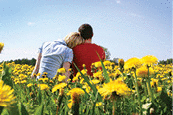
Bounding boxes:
[84,39,92,43]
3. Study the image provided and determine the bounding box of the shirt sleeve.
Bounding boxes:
[64,48,73,63]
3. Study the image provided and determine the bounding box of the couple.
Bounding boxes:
[31,24,105,81]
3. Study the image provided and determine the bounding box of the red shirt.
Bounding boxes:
[72,43,105,76]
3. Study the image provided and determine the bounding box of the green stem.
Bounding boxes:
[112,99,116,115]
[72,102,79,115]
[134,69,142,115]
[147,67,154,102]
[143,80,148,97]
[0,106,4,114]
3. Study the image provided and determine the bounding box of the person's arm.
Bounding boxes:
[62,61,71,82]
[31,53,42,78]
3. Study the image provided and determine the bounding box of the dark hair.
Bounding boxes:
[78,24,93,40]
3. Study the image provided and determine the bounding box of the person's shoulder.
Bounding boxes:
[73,43,98,48]
[89,43,104,50]
[73,43,103,49]
[64,46,73,52]
[91,43,102,47]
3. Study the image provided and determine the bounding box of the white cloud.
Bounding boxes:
[116,0,121,4]
[27,22,35,26]
[129,13,142,18]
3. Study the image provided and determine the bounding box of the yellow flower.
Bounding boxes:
[93,71,103,80]
[27,83,33,87]
[29,92,33,97]
[76,72,81,78]
[37,73,41,76]
[115,69,121,75]
[167,80,171,84]
[0,80,16,106]
[96,102,103,106]
[82,84,91,93]
[118,59,124,66]
[21,80,27,84]
[19,74,27,80]
[82,64,86,68]
[94,61,102,68]
[136,66,154,78]
[161,78,167,81]
[68,99,73,109]
[90,79,100,84]
[103,60,111,66]
[105,66,113,70]
[67,79,71,82]
[0,42,4,52]
[79,78,84,84]
[81,69,88,75]
[43,72,48,75]
[67,88,85,108]
[38,78,44,81]
[124,57,142,70]
[157,87,162,92]
[67,88,85,97]
[136,66,148,77]
[49,80,54,83]
[167,91,172,96]
[58,75,66,82]
[27,72,32,75]
[98,80,131,98]
[67,88,85,103]
[42,78,49,82]
[141,55,158,66]
[52,83,67,93]
[72,76,79,82]
[37,84,49,90]
[108,73,116,78]
[57,68,66,73]
[160,75,164,78]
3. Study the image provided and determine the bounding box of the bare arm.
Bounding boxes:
[31,53,42,78]
[62,62,71,82]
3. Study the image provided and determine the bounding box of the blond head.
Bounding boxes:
[64,32,84,48]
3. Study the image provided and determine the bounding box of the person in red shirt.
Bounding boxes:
[72,24,105,77]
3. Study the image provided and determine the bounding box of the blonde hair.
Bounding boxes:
[64,32,84,48]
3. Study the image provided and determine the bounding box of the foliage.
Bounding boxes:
[0,58,36,66]
[158,58,172,65]
[0,55,172,115]
[100,46,111,60]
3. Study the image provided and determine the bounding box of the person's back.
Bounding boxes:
[72,23,105,77]
[31,32,84,80]
[72,43,105,76]
[38,40,73,78]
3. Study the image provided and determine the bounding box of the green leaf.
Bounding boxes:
[1,62,13,88]
[1,107,9,115]
[96,52,110,83]
[37,89,42,105]
[34,104,44,115]
[159,89,172,111]
[141,96,147,103]
[73,63,102,102]
[0,106,4,114]
[18,102,29,115]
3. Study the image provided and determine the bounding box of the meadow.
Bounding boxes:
[0,55,172,115]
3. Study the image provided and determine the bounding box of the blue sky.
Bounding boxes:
[0,0,172,62]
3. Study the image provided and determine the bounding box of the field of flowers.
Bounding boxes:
[0,55,172,115]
